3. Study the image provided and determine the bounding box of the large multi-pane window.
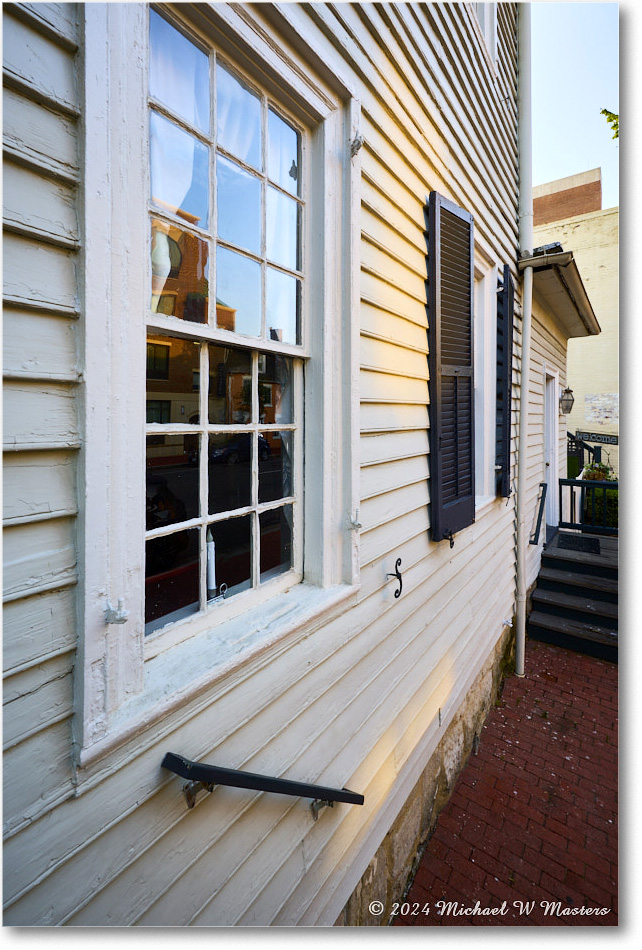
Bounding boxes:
[145,9,304,633]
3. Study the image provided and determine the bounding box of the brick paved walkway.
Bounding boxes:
[394,639,618,927]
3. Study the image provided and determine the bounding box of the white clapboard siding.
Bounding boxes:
[2,517,77,602]
[2,11,78,114]
[2,2,529,927]
[2,451,77,526]
[2,587,76,674]
[2,309,78,383]
[3,234,78,312]
[2,2,80,859]
[3,160,78,247]
[2,723,73,837]
[3,380,78,451]
[3,654,73,749]
[2,86,79,181]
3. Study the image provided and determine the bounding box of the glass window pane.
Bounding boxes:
[216,247,261,337]
[147,435,200,529]
[151,219,209,322]
[266,268,301,345]
[208,345,252,424]
[206,516,252,599]
[208,434,251,513]
[145,528,199,631]
[266,187,300,270]
[146,335,201,424]
[268,109,300,196]
[259,431,293,503]
[260,505,292,581]
[150,111,209,227]
[149,10,209,133]
[258,354,293,424]
[217,156,261,255]
[216,63,261,169]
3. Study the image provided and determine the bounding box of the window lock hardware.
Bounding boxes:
[310,799,334,822]
[104,598,129,624]
[386,558,403,598]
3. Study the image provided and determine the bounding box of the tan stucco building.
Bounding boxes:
[534,169,619,475]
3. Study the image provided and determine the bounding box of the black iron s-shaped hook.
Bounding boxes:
[386,558,403,598]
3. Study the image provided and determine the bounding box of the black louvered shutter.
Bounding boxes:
[426,191,475,543]
[495,265,514,497]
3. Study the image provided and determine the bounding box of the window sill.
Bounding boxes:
[78,581,359,771]
[475,494,500,516]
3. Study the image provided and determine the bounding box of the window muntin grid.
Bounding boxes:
[145,10,303,635]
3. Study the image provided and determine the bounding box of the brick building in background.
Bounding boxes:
[534,169,619,475]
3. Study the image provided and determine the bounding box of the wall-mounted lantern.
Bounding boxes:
[559,387,575,414]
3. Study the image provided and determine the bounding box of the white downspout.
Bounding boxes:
[515,4,533,677]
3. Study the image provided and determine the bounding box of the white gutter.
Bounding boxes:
[515,3,533,678]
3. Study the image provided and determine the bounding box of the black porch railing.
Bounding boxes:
[567,433,602,478]
[559,478,618,536]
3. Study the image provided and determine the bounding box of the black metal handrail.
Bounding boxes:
[567,432,602,470]
[529,481,547,545]
[162,752,365,812]
[558,477,618,536]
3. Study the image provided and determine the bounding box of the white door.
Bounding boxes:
[544,372,559,527]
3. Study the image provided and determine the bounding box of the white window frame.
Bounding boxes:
[474,252,498,509]
[77,2,360,769]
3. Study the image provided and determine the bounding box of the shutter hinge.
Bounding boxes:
[444,530,454,549]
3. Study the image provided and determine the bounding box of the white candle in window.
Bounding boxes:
[206,527,216,595]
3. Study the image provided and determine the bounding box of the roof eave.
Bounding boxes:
[518,251,601,338]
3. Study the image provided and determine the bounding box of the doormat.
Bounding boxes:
[557,535,601,555]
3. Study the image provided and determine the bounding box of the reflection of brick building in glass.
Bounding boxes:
[151,202,208,323]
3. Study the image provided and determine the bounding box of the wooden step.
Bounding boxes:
[532,587,618,624]
[537,565,618,600]
[527,610,617,648]
[542,549,618,580]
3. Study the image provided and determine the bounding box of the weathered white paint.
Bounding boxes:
[2,86,79,180]
[2,450,77,525]
[2,308,78,382]
[3,160,78,246]
[2,2,80,868]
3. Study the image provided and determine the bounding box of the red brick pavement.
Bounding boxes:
[394,640,618,927]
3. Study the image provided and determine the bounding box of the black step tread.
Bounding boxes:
[542,544,618,571]
[532,587,618,620]
[537,565,618,597]
[528,610,617,646]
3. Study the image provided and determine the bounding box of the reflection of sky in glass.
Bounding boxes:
[216,246,261,337]
[217,156,261,255]
[150,112,209,226]
[266,187,299,271]
[267,268,300,345]
[268,110,299,195]
[150,10,209,133]
[216,64,261,169]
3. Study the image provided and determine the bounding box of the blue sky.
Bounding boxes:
[531,2,619,210]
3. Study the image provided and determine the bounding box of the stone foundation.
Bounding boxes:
[336,625,515,926]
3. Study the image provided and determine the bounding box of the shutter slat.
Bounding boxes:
[495,265,514,497]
